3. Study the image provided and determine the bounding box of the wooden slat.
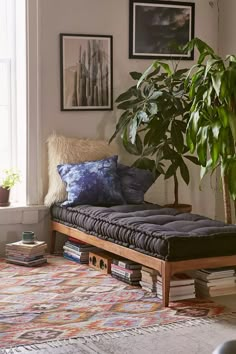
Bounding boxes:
[52,221,163,273]
[168,255,236,274]
[52,220,236,307]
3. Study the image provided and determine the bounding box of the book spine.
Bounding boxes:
[63,251,88,262]
[6,245,46,253]
[63,246,88,256]
[65,242,94,253]
[140,281,157,289]
[111,264,141,276]
[6,255,44,262]
[157,293,195,301]
[195,279,235,288]
[111,268,141,280]
[112,259,141,270]
[63,253,88,264]
[141,276,157,284]
[68,237,87,245]
[157,285,195,296]
[140,286,156,293]
[6,242,46,249]
[6,258,47,266]
[141,267,158,275]
[157,277,194,287]
[6,250,45,256]
[111,273,140,285]
[65,243,83,252]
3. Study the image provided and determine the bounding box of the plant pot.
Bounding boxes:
[0,186,10,206]
[164,203,192,213]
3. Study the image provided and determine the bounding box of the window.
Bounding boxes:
[0,0,26,203]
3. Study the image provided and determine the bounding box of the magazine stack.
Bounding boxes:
[63,237,97,264]
[140,266,159,293]
[5,240,47,267]
[191,268,236,298]
[111,257,141,285]
[157,273,195,301]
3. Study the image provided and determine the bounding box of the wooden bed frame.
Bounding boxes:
[51,221,236,307]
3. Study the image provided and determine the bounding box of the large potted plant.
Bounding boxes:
[110,62,199,212]
[0,169,20,206]
[183,38,236,223]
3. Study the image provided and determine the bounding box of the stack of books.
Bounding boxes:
[5,240,47,266]
[111,257,142,285]
[191,268,236,298]
[63,237,97,264]
[140,266,159,293]
[157,273,195,301]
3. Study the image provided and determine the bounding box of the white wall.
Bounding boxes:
[219,0,236,57]
[215,0,236,222]
[0,208,50,256]
[39,0,219,217]
[0,0,222,255]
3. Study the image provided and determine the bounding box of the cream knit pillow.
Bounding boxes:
[44,133,118,206]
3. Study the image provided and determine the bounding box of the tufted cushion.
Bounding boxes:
[57,156,125,207]
[44,133,118,206]
[51,203,236,261]
[117,164,154,204]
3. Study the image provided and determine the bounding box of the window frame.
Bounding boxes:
[26,0,42,205]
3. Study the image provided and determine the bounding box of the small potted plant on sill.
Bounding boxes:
[0,169,20,206]
[110,62,199,212]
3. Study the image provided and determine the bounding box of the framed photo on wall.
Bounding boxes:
[60,34,113,111]
[129,0,195,60]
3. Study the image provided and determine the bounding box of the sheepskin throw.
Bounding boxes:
[44,133,118,206]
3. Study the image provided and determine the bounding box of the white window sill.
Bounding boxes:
[0,204,48,211]
[0,204,49,225]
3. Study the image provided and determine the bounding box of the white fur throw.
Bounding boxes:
[44,133,118,206]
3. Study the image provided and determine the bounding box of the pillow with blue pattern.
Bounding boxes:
[57,156,125,207]
[117,164,154,204]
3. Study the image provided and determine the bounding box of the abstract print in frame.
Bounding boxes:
[129,0,195,60]
[60,34,113,111]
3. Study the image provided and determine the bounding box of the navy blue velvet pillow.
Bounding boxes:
[117,164,154,204]
[57,156,125,207]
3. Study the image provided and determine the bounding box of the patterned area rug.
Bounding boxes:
[0,256,231,350]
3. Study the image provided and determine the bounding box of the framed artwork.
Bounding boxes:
[129,0,195,60]
[60,34,113,111]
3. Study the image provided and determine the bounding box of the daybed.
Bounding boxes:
[50,203,236,307]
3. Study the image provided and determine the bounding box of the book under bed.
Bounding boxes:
[50,203,236,306]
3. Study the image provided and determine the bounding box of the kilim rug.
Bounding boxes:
[0,256,233,350]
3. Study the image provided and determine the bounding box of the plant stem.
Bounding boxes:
[222,173,232,224]
[174,173,178,206]
[234,200,236,223]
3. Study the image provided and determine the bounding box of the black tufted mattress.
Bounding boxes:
[51,203,236,261]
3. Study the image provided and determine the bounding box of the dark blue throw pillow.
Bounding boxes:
[57,156,125,207]
[117,164,154,204]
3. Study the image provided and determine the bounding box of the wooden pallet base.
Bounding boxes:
[51,221,236,307]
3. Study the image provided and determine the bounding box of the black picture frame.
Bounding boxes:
[60,34,113,111]
[129,0,195,60]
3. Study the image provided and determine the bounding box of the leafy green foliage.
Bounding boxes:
[185,38,236,201]
[0,169,21,190]
[110,61,199,204]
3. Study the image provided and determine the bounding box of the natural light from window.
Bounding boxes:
[0,0,26,204]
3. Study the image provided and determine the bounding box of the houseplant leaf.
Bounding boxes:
[165,163,177,180]
[179,158,190,185]
[130,71,142,80]
[116,86,136,103]
[171,121,184,153]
